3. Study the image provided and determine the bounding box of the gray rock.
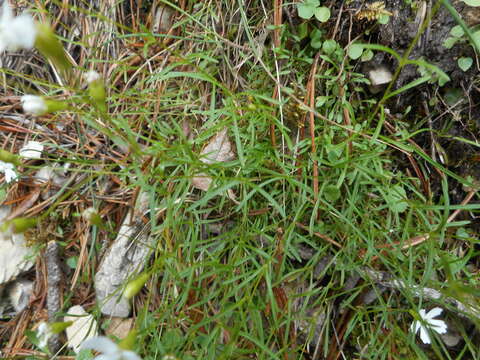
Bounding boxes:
[441,331,461,348]
[8,278,33,313]
[94,192,153,317]
[152,5,175,33]
[0,206,35,286]
[368,66,393,87]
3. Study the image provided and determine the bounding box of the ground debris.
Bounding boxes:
[45,240,63,353]
[8,278,33,314]
[94,191,153,317]
[105,317,134,339]
[0,206,35,286]
[64,305,98,354]
[192,128,235,191]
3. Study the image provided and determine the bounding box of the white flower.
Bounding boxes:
[21,95,47,116]
[19,141,43,159]
[0,1,37,52]
[0,161,17,183]
[81,336,141,360]
[410,307,448,344]
[82,207,97,221]
[37,322,53,349]
[84,70,101,84]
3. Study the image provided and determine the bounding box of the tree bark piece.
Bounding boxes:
[45,240,63,354]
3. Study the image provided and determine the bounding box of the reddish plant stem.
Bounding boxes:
[270,0,283,147]
[308,54,321,206]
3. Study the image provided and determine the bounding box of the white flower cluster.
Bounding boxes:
[0,141,44,184]
[36,322,53,349]
[0,161,17,183]
[81,336,141,360]
[0,1,37,52]
[36,323,142,359]
[84,70,101,84]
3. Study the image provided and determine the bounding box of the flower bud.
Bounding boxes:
[0,160,17,183]
[9,217,37,233]
[35,23,71,71]
[87,76,107,113]
[123,272,151,300]
[50,321,73,334]
[82,207,105,229]
[0,149,20,166]
[21,95,47,115]
[21,95,67,116]
[45,99,68,113]
[84,70,101,84]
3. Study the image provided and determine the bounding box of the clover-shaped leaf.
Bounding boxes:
[314,7,330,22]
[461,0,480,6]
[458,57,473,72]
[297,0,320,19]
[348,43,364,60]
[322,39,337,54]
[310,28,323,49]
[443,37,458,49]
[450,25,465,38]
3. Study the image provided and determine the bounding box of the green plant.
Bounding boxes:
[443,25,479,49]
[457,56,473,71]
[297,0,331,23]
[461,0,480,6]
[1,1,480,360]
[442,24,479,72]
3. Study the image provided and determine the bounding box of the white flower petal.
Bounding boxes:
[21,95,47,116]
[81,336,118,354]
[8,14,36,50]
[36,322,52,349]
[38,337,48,349]
[1,1,13,23]
[79,335,141,359]
[410,320,420,334]
[419,326,431,344]
[418,309,427,318]
[19,141,43,159]
[428,319,448,334]
[122,350,142,360]
[0,161,17,183]
[84,70,101,84]
[4,168,17,183]
[0,3,36,52]
[93,355,117,360]
[425,307,443,320]
[93,354,117,360]
[37,322,48,333]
